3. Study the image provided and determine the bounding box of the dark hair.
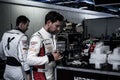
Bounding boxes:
[45,11,64,24]
[16,15,30,26]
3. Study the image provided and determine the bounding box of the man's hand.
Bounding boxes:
[52,50,63,61]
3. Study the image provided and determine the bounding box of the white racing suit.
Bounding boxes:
[27,27,57,80]
[0,29,30,80]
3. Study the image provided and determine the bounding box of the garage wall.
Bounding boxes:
[0,3,50,39]
[0,1,85,39]
[0,0,118,40]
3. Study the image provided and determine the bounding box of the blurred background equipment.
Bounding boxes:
[57,21,91,67]
[108,47,120,70]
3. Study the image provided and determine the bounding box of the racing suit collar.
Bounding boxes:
[40,27,54,38]
[16,27,24,33]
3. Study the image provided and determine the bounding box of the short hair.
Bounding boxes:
[45,11,64,24]
[16,15,30,26]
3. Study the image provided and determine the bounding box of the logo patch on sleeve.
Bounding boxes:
[31,41,38,45]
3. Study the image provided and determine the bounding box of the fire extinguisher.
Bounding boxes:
[89,42,96,53]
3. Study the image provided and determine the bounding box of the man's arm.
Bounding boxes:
[27,35,62,66]
[27,35,49,66]
[19,35,31,80]
[0,39,6,60]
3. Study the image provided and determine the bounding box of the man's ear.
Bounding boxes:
[18,23,22,28]
[18,23,24,29]
[47,20,52,27]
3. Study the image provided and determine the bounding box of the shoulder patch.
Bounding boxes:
[31,41,38,45]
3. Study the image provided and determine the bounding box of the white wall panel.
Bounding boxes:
[0,3,11,39]
[31,7,50,33]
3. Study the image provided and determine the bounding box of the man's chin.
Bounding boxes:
[48,30,58,34]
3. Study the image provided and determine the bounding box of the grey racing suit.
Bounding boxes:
[0,29,30,80]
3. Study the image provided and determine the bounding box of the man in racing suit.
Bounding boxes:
[27,11,64,80]
[0,15,31,80]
